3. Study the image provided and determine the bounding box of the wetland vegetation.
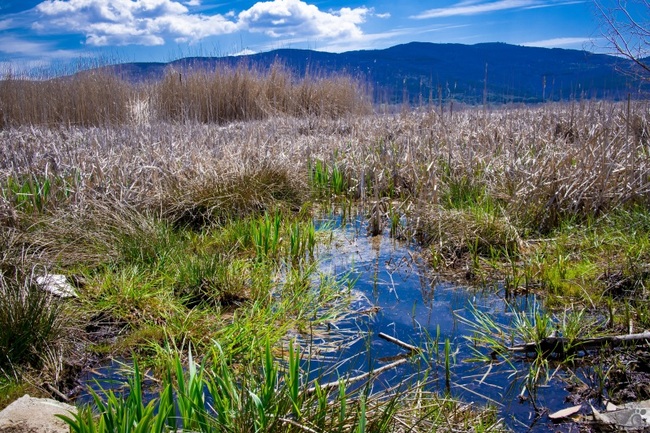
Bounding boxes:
[1,66,649,431]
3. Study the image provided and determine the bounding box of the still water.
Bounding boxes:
[79,212,580,432]
[311,212,575,432]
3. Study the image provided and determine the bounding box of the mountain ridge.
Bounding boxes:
[106,41,646,104]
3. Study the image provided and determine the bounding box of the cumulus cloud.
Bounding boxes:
[238,0,370,39]
[35,0,237,45]
[32,0,371,46]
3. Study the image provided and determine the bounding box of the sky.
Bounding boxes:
[0,0,630,73]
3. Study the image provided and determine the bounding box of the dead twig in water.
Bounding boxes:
[378,332,422,353]
[507,331,650,356]
[306,358,408,394]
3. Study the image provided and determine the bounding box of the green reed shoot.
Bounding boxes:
[2,172,80,215]
[205,343,241,429]
[287,341,302,418]
[511,301,554,344]
[331,163,347,195]
[59,335,503,433]
[388,203,402,238]
[356,394,367,433]
[173,347,210,431]
[288,220,316,263]
[57,361,176,433]
[309,159,348,198]
[444,338,451,394]
[289,223,302,263]
[251,211,281,261]
[3,175,51,214]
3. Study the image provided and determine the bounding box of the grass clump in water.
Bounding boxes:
[60,340,504,433]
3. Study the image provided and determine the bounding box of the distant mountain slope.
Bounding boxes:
[108,42,645,104]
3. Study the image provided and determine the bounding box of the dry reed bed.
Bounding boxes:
[1,102,649,269]
[0,63,370,128]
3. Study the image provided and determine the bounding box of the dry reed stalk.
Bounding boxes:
[0,101,648,266]
[1,61,370,128]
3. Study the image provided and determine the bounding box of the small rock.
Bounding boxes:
[592,404,650,430]
[0,394,77,433]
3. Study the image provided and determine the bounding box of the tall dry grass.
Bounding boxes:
[157,62,370,123]
[0,61,370,128]
[0,101,648,269]
[0,71,131,127]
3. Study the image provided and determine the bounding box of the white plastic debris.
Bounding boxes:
[548,405,582,420]
[36,274,77,298]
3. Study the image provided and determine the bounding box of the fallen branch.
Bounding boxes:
[45,383,70,403]
[279,417,320,433]
[305,331,423,394]
[378,332,422,353]
[306,358,408,394]
[508,331,650,356]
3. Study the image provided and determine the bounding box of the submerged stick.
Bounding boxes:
[378,332,422,353]
[305,331,423,394]
[306,358,408,394]
[508,331,650,355]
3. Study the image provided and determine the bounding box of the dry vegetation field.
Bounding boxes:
[1,66,650,431]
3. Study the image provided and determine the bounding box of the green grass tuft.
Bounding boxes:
[0,270,64,369]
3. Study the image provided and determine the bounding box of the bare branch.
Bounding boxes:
[594,0,650,78]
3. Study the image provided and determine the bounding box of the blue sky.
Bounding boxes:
[0,0,622,73]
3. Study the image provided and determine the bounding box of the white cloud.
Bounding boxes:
[152,13,238,42]
[233,48,256,56]
[375,13,391,19]
[0,36,52,55]
[411,0,582,18]
[0,19,14,31]
[238,0,370,39]
[35,0,237,46]
[412,0,584,19]
[0,34,94,75]
[523,0,585,9]
[521,37,591,48]
[318,24,469,52]
[412,0,537,18]
[37,0,190,20]
[32,0,370,47]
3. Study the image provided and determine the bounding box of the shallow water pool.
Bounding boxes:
[78,211,583,432]
[312,212,578,432]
